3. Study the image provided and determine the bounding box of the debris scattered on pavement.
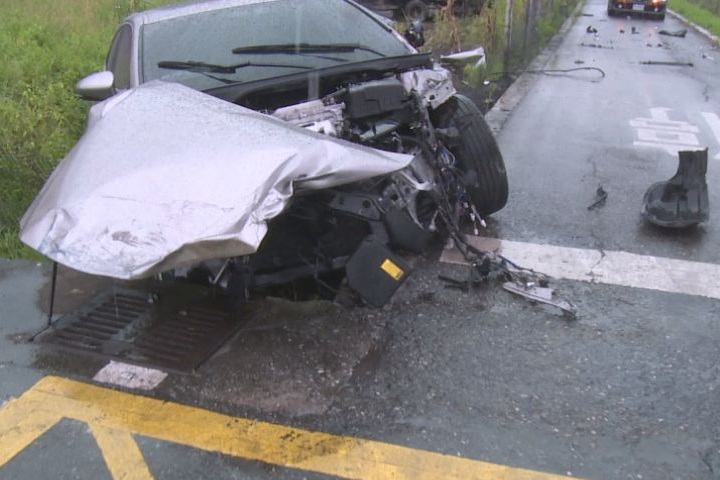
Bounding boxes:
[702,53,714,60]
[620,29,625,34]
[586,26,598,34]
[640,60,694,67]
[580,42,614,49]
[503,282,577,318]
[588,186,608,211]
[439,232,577,319]
[581,12,594,16]
[632,26,639,34]
[574,60,585,64]
[642,149,709,228]
[659,29,688,38]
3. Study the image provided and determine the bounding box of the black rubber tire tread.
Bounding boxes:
[404,0,429,21]
[431,95,509,216]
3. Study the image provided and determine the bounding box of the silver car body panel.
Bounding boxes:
[20,82,413,279]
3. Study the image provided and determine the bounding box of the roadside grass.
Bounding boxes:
[671,0,720,38]
[0,0,172,260]
[428,0,580,87]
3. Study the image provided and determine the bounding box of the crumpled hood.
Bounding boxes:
[20,81,413,279]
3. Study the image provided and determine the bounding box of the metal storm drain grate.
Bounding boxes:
[42,286,243,371]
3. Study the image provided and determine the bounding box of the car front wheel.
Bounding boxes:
[431,95,509,216]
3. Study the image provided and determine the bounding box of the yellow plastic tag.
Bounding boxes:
[380,259,404,281]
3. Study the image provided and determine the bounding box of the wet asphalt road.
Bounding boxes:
[2,1,720,479]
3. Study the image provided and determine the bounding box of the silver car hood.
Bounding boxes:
[20,81,413,279]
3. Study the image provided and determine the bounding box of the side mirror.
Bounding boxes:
[75,71,115,101]
[404,20,425,48]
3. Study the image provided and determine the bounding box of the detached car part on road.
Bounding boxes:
[20,0,508,307]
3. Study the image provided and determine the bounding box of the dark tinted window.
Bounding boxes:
[141,0,412,90]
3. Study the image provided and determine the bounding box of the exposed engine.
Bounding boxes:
[175,68,486,307]
[189,71,474,306]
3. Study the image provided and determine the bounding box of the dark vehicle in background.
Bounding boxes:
[607,0,666,19]
[21,0,508,308]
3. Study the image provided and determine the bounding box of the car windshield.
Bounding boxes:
[141,0,413,90]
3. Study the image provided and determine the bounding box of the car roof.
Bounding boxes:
[126,0,284,27]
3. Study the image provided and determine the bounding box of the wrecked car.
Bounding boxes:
[20,0,508,307]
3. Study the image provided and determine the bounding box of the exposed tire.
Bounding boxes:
[404,0,429,21]
[431,95,509,216]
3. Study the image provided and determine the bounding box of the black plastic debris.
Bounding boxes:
[581,42,614,49]
[345,237,410,307]
[642,149,709,228]
[659,29,687,38]
[586,26,598,34]
[631,26,639,34]
[588,186,608,211]
[640,60,694,67]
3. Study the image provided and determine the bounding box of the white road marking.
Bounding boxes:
[441,236,720,300]
[631,108,701,156]
[93,361,167,390]
[630,108,700,132]
[701,112,720,160]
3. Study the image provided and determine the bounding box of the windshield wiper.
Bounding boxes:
[157,60,314,73]
[231,43,386,58]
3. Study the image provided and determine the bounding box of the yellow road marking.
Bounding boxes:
[0,376,574,479]
[0,397,60,467]
[90,424,153,480]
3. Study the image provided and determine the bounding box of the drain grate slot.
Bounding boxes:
[42,286,245,371]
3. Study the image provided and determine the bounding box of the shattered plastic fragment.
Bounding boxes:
[503,282,577,318]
